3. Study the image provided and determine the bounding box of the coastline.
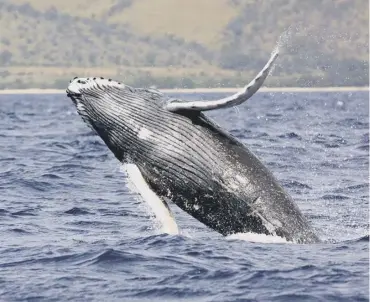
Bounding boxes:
[0,86,368,95]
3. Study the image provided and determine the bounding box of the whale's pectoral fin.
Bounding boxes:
[124,163,179,235]
[165,48,279,112]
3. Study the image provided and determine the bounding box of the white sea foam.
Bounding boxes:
[226,232,291,244]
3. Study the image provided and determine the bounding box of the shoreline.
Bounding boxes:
[0,86,368,95]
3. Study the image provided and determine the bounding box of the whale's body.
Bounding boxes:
[66,50,320,243]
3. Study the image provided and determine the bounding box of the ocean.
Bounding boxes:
[0,91,368,301]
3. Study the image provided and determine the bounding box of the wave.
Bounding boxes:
[284,180,312,189]
[348,234,369,243]
[8,228,31,234]
[64,207,91,215]
[11,209,38,217]
[325,234,369,244]
[129,233,186,247]
[277,132,302,140]
[356,235,369,242]
[83,249,145,265]
[322,194,350,200]
[0,251,94,268]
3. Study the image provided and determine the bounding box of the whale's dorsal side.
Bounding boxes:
[165,48,278,112]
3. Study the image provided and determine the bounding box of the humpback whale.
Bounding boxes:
[66,48,320,243]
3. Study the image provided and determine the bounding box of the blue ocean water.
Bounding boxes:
[0,91,368,302]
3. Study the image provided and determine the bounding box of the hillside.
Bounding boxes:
[0,0,368,89]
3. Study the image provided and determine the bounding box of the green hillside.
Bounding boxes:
[0,0,368,89]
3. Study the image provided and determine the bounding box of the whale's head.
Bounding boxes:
[66,77,130,160]
[66,76,131,126]
[66,77,126,124]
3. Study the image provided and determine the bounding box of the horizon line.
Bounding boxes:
[0,86,368,95]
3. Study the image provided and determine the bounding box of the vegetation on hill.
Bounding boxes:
[0,0,368,89]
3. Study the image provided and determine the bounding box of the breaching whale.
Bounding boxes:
[66,49,320,243]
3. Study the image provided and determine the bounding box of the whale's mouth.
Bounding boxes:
[66,91,81,98]
[66,78,95,130]
[66,91,82,106]
[66,89,83,114]
[66,77,84,98]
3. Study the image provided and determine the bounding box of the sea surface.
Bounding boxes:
[0,91,368,302]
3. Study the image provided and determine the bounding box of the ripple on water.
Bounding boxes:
[64,207,92,215]
[321,194,351,201]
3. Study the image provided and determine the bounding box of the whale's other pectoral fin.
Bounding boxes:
[165,49,278,112]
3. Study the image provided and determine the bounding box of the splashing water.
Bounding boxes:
[227,232,290,244]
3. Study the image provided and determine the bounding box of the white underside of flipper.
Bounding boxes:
[123,163,179,235]
[165,48,279,112]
